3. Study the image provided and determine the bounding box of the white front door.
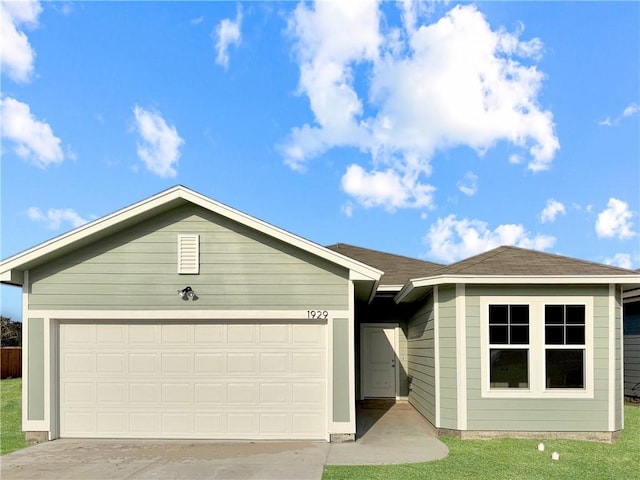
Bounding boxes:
[362,325,397,398]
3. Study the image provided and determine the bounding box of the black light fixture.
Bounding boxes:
[177,286,197,301]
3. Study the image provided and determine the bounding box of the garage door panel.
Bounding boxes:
[60,321,327,439]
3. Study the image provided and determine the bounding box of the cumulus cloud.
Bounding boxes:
[283,2,559,210]
[424,214,556,263]
[27,207,90,230]
[0,0,42,83]
[341,163,436,211]
[622,103,639,117]
[604,253,633,270]
[595,198,635,239]
[0,96,65,167]
[540,198,566,223]
[214,6,242,69]
[457,172,478,196]
[132,105,184,178]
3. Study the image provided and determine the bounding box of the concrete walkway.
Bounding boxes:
[0,402,448,480]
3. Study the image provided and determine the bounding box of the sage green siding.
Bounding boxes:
[438,285,458,429]
[29,205,349,311]
[406,294,436,425]
[27,318,45,421]
[465,285,618,432]
[333,317,350,422]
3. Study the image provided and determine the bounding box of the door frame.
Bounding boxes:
[360,323,400,400]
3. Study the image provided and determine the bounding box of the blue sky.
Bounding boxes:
[1,1,639,320]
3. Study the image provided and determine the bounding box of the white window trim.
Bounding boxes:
[480,296,594,399]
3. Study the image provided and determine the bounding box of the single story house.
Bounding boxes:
[623,284,640,399]
[2,186,639,443]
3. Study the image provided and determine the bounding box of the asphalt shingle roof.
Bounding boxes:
[326,243,444,286]
[435,246,638,277]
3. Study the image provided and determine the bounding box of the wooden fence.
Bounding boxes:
[1,347,22,379]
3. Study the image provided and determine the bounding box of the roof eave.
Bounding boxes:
[0,186,383,284]
[395,274,640,303]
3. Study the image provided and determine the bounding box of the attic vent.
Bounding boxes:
[178,234,199,274]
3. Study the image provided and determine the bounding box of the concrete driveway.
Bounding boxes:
[0,402,448,480]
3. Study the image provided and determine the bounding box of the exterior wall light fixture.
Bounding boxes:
[178,286,198,301]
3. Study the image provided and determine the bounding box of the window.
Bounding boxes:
[545,305,585,389]
[481,297,593,398]
[488,305,529,388]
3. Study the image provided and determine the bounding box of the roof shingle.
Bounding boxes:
[326,243,444,286]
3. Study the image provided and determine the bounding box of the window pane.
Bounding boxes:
[546,350,584,388]
[545,325,564,345]
[510,305,529,324]
[566,305,585,324]
[490,349,529,388]
[489,325,508,344]
[489,305,508,324]
[566,326,585,345]
[545,305,564,324]
[510,325,529,344]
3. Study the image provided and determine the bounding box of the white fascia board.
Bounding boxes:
[376,285,403,292]
[396,274,640,303]
[0,186,383,284]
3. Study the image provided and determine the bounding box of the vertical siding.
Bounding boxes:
[465,285,613,432]
[624,300,640,398]
[407,294,435,425]
[28,205,349,311]
[438,286,458,429]
[625,336,640,397]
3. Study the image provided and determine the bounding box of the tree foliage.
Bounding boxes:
[1,317,22,347]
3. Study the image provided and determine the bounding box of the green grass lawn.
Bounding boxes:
[1,378,29,455]
[2,377,638,477]
[324,405,640,480]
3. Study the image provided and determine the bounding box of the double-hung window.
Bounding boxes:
[481,297,592,398]
[545,305,585,389]
[488,305,529,389]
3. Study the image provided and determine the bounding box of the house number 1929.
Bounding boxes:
[307,310,329,319]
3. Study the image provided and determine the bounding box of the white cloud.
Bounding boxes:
[284,2,559,209]
[623,103,639,117]
[0,96,65,167]
[595,198,635,239]
[599,102,639,126]
[341,201,354,218]
[424,214,556,263]
[27,207,90,230]
[132,105,184,178]
[191,16,204,26]
[604,253,633,270]
[341,164,435,211]
[214,6,242,69]
[0,0,42,83]
[540,198,566,223]
[457,172,478,196]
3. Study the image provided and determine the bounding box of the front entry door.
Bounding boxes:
[362,325,397,398]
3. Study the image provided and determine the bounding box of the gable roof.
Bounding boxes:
[0,186,383,298]
[396,246,640,303]
[326,243,443,290]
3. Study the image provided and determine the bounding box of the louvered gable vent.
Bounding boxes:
[178,234,199,274]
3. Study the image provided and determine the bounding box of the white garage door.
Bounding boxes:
[59,321,327,439]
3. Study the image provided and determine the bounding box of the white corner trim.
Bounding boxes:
[619,285,624,429]
[434,286,441,428]
[608,284,616,431]
[456,284,467,430]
